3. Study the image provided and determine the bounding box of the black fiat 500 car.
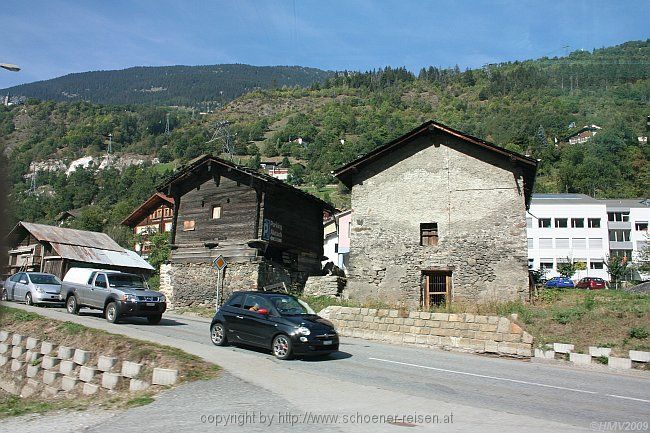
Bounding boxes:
[210,291,339,359]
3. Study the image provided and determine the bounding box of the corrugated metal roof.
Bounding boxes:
[49,242,154,271]
[20,222,123,251]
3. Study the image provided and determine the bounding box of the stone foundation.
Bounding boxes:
[319,306,533,358]
[160,259,310,308]
[303,276,347,297]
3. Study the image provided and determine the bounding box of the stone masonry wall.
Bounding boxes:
[320,306,533,357]
[347,133,530,307]
[160,259,309,308]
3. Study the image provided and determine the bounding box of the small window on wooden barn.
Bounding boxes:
[420,223,438,246]
[183,220,196,231]
[211,205,222,219]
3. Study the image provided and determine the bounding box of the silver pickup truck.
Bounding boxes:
[62,268,167,324]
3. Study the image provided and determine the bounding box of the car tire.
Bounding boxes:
[1,289,7,301]
[272,334,293,360]
[105,302,120,323]
[66,295,80,315]
[25,292,33,306]
[210,322,228,346]
[147,314,162,325]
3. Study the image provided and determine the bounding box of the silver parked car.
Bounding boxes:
[2,272,63,306]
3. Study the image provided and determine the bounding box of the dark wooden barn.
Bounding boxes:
[155,155,334,307]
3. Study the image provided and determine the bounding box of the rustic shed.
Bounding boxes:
[5,222,154,279]
[156,155,334,307]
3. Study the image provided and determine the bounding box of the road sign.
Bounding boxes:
[212,255,227,271]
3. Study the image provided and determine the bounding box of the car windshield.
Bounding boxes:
[29,274,61,285]
[107,274,146,289]
[268,295,315,315]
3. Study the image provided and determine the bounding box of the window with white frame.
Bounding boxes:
[589,238,603,249]
[555,218,568,228]
[589,260,604,270]
[540,260,554,270]
[572,238,586,249]
[526,217,533,228]
[527,238,534,249]
[539,238,553,249]
[571,218,584,228]
[635,222,648,231]
[555,238,570,249]
[588,218,601,228]
[539,218,551,228]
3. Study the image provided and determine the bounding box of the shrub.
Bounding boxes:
[629,327,649,339]
[552,307,584,324]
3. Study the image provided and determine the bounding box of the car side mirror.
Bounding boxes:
[257,308,269,315]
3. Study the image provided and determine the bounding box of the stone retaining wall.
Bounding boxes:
[319,306,533,357]
[535,343,649,371]
[0,330,178,398]
[303,276,347,297]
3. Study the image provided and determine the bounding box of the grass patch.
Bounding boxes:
[125,394,155,408]
[56,321,87,335]
[172,305,215,318]
[0,393,86,419]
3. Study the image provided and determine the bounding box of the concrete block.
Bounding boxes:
[26,337,40,350]
[484,340,499,353]
[629,350,650,363]
[152,368,178,386]
[588,347,612,357]
[61,376,80,391]
[608,357,632,369]
[26,364,41,378]
[73,349,92,365]
[40,341,55,355]
[82,383,100,395]
[59,360,77,376]
[0,343,9,354]
[24,350,40,363]
[0,378,20,395]
[121,361,143,378]
[129,379,150,392]
[11,345,26,359]
[552,343,574,354]
[98,355,118,372]
[21,382,39,398]
[11,333,24,346]
[0,355,7,366]
[79,366,97,383]
[569,353,592,365]
[43,370,60,385]
[534,349,555,359]
[42,355,60,370]
[0,330,9,342]
[101,372,122,390]
[57,346,74,360]
[42,385,60,397]
[11,359,24,372]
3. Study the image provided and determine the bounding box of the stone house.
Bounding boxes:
[156,155,334,308]
[334,120,538,308]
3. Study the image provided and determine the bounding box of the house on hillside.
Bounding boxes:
[5,222,154,279]
[566,124,602,145]
[54,208,84,227]
[156,155,334,307]
[121,193,175,256]
[334,120,538,308]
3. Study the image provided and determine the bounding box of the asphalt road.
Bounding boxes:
[2,302,649,433]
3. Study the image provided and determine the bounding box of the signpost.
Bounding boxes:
[212,255,227,310]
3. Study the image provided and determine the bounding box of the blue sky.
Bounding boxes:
[1,0,648,88]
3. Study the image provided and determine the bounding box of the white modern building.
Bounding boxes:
[527,194,650,281]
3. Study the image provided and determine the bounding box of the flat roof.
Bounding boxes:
[530,193,602,205]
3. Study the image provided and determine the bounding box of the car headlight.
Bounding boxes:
[296,326,311,336]
[34,286,44,293]
[122,294,138,302]
[159,295,166,303]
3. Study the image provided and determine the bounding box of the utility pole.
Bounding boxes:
[107,133,113,154]
[165,113,170,135]
[206,121,236,160]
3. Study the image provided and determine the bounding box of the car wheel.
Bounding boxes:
[210,322,228,346]
[25,292,33,306]
[105,302,120,323]
[272,334,292,360]
[0,289,7,301]
[66,295,80,315]
[147,314,162,325]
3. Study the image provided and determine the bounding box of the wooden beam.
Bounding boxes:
[170,193,182,245]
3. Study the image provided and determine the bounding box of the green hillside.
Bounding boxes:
[1,40,648,241]
[0,64,333,108]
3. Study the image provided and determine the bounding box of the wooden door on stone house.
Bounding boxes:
[421,271,452,309]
